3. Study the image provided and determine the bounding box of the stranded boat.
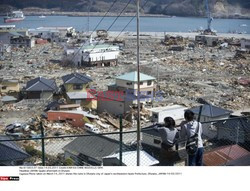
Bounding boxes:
[4,11,25,23]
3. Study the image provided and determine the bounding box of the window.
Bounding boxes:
[126,82,132,86]
[147,91,152,95]
[73,84,83,90]
[140,82,143,85]
[1,86,7,90]
[147,80,152,86]
[154,139,161,144]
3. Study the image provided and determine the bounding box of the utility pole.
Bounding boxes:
[136,0,141,167]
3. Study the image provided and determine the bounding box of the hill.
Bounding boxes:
[0,0,249,18]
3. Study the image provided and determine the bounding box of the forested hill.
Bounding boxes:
[0,0,249,18]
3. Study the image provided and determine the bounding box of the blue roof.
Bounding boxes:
[116,71,155,82]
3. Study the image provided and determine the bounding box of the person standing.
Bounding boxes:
[181,110,203,166]
[155,117,180,166]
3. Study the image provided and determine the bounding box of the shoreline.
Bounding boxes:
[1,10,249,19]
[106,31,250,39]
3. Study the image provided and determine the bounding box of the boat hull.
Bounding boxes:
[4,17,25,23]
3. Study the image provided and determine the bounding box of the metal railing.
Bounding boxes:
[0,116,249,166]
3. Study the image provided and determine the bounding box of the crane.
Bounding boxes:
[205,0,213,33]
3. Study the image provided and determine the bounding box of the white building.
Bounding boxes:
[148,105,188,123]
[0,25,16,31]
[73,44,120,67]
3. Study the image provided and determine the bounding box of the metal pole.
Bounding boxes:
[119,115,123,166]
[40,121,46,166]
[136,0,141,167]
[197,105,203,122]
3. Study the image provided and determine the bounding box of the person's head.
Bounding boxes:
[164,117,176,128]
[184,110,195,121]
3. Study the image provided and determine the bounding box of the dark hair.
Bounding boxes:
[184,110,195,121]
[164,117,176,128]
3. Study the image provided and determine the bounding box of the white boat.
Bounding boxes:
[39,15,46,19]
[4,11,25,23]
[240,24,247,27]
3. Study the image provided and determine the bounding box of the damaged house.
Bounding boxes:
[62,73,97,109]
[97,71,156,115]
[24,77,58,100]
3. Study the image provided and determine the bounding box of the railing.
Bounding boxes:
[0,116,249,166]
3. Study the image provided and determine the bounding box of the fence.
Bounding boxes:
[0,116,249,166]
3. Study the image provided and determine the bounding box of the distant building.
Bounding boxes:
[72,44,120,67]
[97,71,156,115]
[10,35,35,48]
[0,25,16,31]
[195,34,218,46]
[62,73,97,109]
[24,77,58,99]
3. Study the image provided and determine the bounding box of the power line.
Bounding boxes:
[71,0,133,65]
[41,0,120,98]
[98,0,149,59]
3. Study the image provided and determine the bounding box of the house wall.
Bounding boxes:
[67,98,97,110]
[97,99,125,115]
[77,51,119,64]
[116,79,155,91]
[47,111,85,127]
[0,81,20,93]
[64,83,89,92]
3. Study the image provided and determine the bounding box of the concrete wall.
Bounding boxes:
[64,83,89,92]
[98,99,125,115]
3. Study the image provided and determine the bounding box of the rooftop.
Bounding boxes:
[189,104,233,118]
[0,135,30,163]
[116,71,156,82]
[62,73,92,84]
[26,77,57,92]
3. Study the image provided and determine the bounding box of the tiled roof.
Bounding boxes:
[26,77,57,92]
[62,73,92,84]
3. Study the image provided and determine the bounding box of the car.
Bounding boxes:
[84,123,100,134]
